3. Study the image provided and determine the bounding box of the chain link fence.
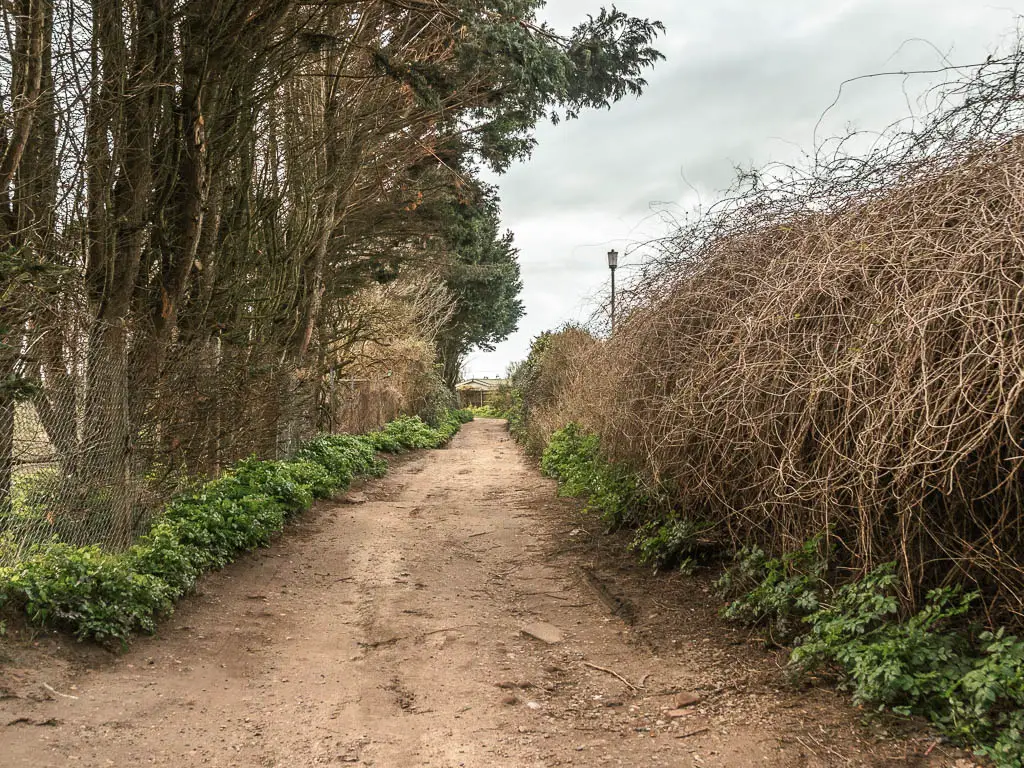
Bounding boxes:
[0,320,413,566]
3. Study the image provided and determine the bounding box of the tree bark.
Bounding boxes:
[0,0,48,521]
[0,362,14,519]
[0,0,46,194]
[81,0,164,546]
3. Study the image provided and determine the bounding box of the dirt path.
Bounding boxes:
[1,419,972,767]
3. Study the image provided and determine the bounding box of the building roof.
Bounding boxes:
[455,377,508,392]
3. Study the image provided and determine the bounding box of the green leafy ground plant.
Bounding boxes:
[630,517,712,575]
[716,537,829,643]
[731,556,1024,767]
[467,404,508,419]
[541,423,652,530]
[0,411,470,644]
[540,425,715,572]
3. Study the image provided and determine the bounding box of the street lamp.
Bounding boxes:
[607,248,619,333]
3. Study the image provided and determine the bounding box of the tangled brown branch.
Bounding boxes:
[552,42,1024,620]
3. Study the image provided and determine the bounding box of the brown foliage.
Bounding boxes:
[512,326,596,456]
[539,50,1024,620]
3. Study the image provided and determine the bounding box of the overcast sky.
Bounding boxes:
[463,0,1024,378]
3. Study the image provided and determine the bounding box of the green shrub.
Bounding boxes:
[792,565,976,710]
[717,538,829,642]
[541,423,600,493]
[367,412,466,452]
[280,459,336,499]
[2,544,173,643]
[468,404,505,418]
[780,563,1024,767]
[711,549,1024,765]
[126,520,205,598]
[216,459,313,515]
[0,411,468,644]
[433,410,470,441]
[947,629,1024,767]
[541,423,652,529]
[630,517,712,574]
[296,433,386,486]
[161,493,287,569]
[790,563,902,677]
[368,416,439,452]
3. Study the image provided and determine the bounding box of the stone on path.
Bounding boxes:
[520,621,564,644]
[674,692,702,708]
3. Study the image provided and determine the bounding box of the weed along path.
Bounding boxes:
[2,419,972,768]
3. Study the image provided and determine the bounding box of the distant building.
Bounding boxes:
[455,377,508,408]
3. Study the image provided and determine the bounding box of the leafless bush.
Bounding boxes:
[511,325,596,455]
[555,44,1024,620]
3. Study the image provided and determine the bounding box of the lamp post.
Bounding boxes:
[607,248,619,333]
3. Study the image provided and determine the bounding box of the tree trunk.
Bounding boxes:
[150,5,207,350]
[0,0,48,523]
[80,0,162,546]
[18,0,72,480]
[0,362,14,520]
[440,337,464,390]
[29,331,78,480]
[80,319,132,545]
[0,0,46,194]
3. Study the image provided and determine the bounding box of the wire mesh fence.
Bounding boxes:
[0,321,407,567]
